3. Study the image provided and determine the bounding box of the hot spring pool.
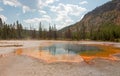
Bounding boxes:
[15,43,120,63]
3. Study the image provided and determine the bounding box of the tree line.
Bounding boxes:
[0,18,120,41]
[0,18,58,40]
[64,22,120,42]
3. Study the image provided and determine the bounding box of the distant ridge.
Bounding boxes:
[61,0,120,33]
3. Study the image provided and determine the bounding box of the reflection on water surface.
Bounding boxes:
[15,43,120,63]
[42,43,102,55]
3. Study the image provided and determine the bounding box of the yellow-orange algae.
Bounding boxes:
[14,44,120,63]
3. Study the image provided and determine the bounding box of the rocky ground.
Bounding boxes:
[0,40,120,76]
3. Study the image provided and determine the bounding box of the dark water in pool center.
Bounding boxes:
[42,43,103,56]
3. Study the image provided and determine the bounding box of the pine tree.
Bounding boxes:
[16,21,23,39]
[0,18,2,39]
[53,24,57,39]
[49,24,52,39]
[39,22,43,39]
[0,18,2,27]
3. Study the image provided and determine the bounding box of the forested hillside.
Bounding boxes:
[60,0,120,41]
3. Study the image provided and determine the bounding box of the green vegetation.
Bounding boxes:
[92,22,120,41]
[61,0,120,42]
[64,22,120,41]
[0,18,57,40]
[0,17,120,41]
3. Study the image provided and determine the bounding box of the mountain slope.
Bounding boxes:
[61,0,120,33]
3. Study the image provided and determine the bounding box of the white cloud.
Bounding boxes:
[2,0,21,7]
[55,13,73,24]
[79,1,88,5]
[50,3,87,29]
[22,6,36,14]
[24,15,51,24]
[22,5,31,13]
[38,0,59,9]
[39,10,47,14]
[0,7,4,11]
[1,0,33,13]
[46,0,56,4]
[24,18,41,24]
[50,3,86,16]
[67,4,87,16]
[0,14,7,22]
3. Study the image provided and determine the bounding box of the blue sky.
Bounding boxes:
[0,0,111,30]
